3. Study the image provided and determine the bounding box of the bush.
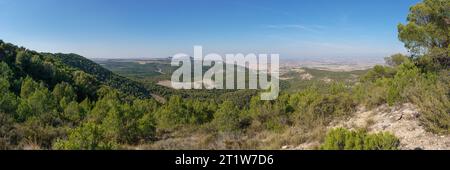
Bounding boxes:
[320,128,400,150]
[385,53,409,67]
[406,70,450,134]
[156,96,213,129]
[17,117,65,149]
[361,65,396,82]
[354,78,390,108]
[243,96,289,132]
[0,78,18,114]
[88,91,158,144]
[289,85,356,128]
[212,101,241,133]
[53,122,117,150]
[386,61,421,106]
[358,60,450,134]
[0,112,19,149]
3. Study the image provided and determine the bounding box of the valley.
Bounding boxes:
[94,58,370,94]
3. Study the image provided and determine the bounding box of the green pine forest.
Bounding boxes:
[0,0,448,150]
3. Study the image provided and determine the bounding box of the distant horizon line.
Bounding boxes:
[0,39,396,63]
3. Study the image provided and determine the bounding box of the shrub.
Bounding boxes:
[407,71,450,134]
[156,96,214,129]
[385,53,409,67]
[243,96,289,132]
[289,85,356,129]
[354,78,390,108]
[0,78,18,114]
[88,92,158,144]
[0,112,19,149]
[17,117,65,149]
[53,122,117,150]
[361,65,396,82]
[212,101,241,133]
[358,67,449,134]
[320,128,400,150]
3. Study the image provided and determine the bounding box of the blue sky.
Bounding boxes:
[0,0,419,60]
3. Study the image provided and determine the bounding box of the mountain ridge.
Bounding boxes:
[0,40,152,100]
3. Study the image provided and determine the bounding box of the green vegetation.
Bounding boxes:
[97,58,261,101]
[53,122,118,150]
[281,68,367,93]
[320,128,400,150]
[96,59,175,83]
[56,54,152,99]
[0,41,162,149]
[96,59,176,97]
[355,0,449,134]
[0,0,447,150]
[155,95,214,129]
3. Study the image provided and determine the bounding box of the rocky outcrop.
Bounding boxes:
[330,103,450,150]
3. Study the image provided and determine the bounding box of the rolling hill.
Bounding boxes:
[0,40,152,100]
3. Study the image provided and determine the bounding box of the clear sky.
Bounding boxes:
[0,0,420,60]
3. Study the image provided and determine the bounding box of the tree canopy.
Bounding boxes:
[398,0,449,69]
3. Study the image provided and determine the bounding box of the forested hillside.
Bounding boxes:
[54,53,151,98]
[0,40,161,149]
